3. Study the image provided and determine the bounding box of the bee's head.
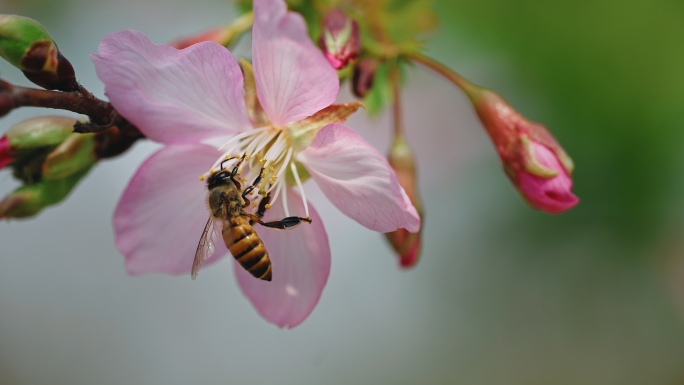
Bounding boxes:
[207,170,232,189]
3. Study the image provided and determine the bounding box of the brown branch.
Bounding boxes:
[0,79,113,123]
[0,77,144,142]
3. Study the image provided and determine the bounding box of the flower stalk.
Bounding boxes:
[385,62,424,267]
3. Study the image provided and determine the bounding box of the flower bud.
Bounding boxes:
[384,135,424,268]
[319,9,360,70]
[0,15,76,91]
[471,88,578,214]
[6,116,96,181]
[0,135,12,169]
[0,166,90,220]
[6,116,75,150]
[352,58,379,98]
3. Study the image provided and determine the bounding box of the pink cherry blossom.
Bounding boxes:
[91,0,420,328]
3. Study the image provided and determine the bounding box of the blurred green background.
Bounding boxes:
[1,0,684,384]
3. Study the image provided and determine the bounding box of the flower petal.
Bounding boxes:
[298,124,421,233]
[252,0,339,127]
[517,142,579,214]
[115,144,227,275]
[91,30,251,144]
[234,188,330,329]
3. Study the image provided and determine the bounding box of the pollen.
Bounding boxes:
[260,157,267,164]
[199,175,205,181]
[265,203,271,209]
[209,168,215,174]
[252,202,258,208]
[225,154,232,159]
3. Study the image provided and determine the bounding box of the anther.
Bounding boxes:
[199,175,205,181]
[209,168,215,174]
[265,204,271,209]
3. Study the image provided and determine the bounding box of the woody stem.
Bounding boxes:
[0,78,146,138]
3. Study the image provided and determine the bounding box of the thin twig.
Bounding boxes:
[406,53,480,98]
[389,62,404,139]
[0,78,142,138]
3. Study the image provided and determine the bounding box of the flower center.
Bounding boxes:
[199,126,309,218]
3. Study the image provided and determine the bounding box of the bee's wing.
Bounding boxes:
[192,217,220,280]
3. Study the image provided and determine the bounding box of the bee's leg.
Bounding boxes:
[219,156,238,171]
[249,193,271,225]
[229,154,248,189]
[243,212,312,230]
[241,167,265,202]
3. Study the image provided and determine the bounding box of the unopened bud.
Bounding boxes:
[471,88,578,214]
[6,116,75,150]
[0,166,90,220]
[42,132,96,180]
[385,135,424,268]
[0,135,11,169]
[352,58,379,98]
[0,15,76,91]
[319,9,360,70]
[169,12,254,50]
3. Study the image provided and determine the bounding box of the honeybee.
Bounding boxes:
[192,156,312,281]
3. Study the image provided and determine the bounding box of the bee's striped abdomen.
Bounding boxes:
[223,216,272,281]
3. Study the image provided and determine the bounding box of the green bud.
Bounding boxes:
[42,133,96,180]
[0,15,76,91]
[0,165,91,219]
[6,116,76,150]
[0,15,51,68]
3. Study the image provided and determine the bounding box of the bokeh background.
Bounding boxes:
[2,0,684,384]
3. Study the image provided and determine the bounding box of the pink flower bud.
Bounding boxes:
[0,135,12,169]
[472,89,578,214]
[319,9,360,70]
[352,58,378,98]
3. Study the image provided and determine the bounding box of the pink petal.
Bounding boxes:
[517,142,579,214]
[234,188,330,329]
[252,0,339,127]
[115,144,228,275]
[91,30,251,144]
[298,124,421,233]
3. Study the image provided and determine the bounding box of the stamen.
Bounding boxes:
[252,129,279,156]
[218,127,266,150]
[281,181,290,217]
[263,133,286,161]
[290,162,309,218]
[243,129,271,157]
[219,126,270,150]
[270,177,284,207]
[268,149,294,194]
